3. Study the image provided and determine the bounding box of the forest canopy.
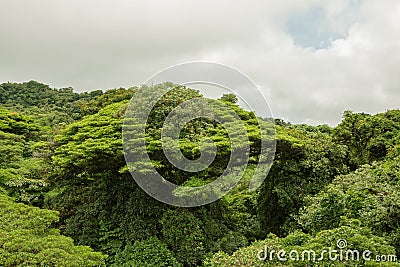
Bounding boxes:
[0,81,399,266]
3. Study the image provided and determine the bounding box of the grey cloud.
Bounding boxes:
[0,0,399,125]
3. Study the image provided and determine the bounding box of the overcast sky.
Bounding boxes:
[1,0,399,125]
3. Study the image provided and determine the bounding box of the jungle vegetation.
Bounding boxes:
[0,81,399,266]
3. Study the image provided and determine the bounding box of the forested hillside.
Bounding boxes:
[0,81,399,266]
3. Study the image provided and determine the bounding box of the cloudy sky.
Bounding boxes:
[1,0,399,125]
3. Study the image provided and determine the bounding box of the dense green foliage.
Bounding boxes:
[0,108,49,205]
[112,237,182,267]
[298,150,400,254]
[47,83,271,265]
[0,194,106,266]
[0,81,134,127]
[0,81,399,266]
[334,110,400,170]
[206,219,399,266]
[257,126,349,236]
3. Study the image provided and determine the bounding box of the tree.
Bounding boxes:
[0,108,49,205]
[161,209,206,266]
[0,194,106,267]
[334,110,400,170]
[257,126,348,236]
[219,93,238,104]
[74,87,135,117]
[112,237,181,267]
[49,83,272,265]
